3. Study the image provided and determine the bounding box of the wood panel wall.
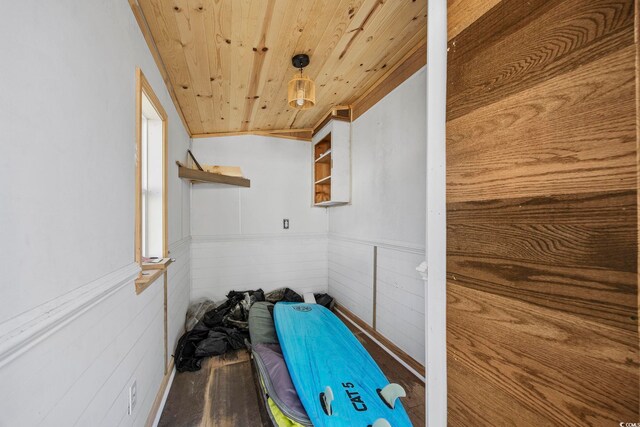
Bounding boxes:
[446,0,639,424]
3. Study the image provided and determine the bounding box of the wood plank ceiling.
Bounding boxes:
[135,0,427,137]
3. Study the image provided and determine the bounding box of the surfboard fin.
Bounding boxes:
[319,386,334,416]
[377,383,406,409]
[371,419,392,427]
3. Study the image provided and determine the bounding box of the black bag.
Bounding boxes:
[314,293,335,310]
[174,326,209,372]
[194,331,229,357]
[212,326,248,350]
[173,288,270,372]
[202,289,265,329]
[283,288,303,302]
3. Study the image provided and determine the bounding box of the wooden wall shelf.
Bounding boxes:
[176,161,250,187]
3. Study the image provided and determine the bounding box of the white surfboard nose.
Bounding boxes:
[372,418,392,427]
[378,383,406,409]
[303,292,317,303]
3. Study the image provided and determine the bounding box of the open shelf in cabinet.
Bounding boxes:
[314,133,332,204]
[312,118,350,206]
[315,149,332,164]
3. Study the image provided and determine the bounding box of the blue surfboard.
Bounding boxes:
[274,302,413,427]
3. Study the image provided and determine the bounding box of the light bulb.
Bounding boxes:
[296,88,305,107]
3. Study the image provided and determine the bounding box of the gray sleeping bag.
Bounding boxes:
[249,302,311,426]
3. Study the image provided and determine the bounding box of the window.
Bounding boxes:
[135,68,167,290]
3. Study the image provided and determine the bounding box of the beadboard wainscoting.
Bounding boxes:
[0,239,191,427]
[0,264,161,426]
[167,237,191,360]
[376,247,425,365]
[328,234,425,365]
[191,233,329,302]
[328,238,375,325]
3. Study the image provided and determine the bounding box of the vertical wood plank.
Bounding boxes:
[446,0,639,424]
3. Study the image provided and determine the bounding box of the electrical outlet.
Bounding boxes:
[128,380,137,415]
[283,219,289,229]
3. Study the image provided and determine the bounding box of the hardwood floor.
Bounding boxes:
[158,350,269,427]
[446,0,638,424]
[345,323,426,426]
[158,318,425,426]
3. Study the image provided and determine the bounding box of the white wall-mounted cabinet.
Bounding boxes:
[312,119,350,206]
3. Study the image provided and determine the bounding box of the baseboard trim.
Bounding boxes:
[147,360,176,427]
[0,262,141,368]
[335,304,426,381]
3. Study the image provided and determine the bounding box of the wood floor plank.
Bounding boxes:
[157,362,210,427]
[344,324,425,427]
[449,222,636,273]
[448,190,636,226]
[447,0,561,66]
[447,0,502,42]
[448,254,636,331]
[448,357,550,427]
[447,0,636,121]
[208,359,267,427]
[447,45,637,203]
[448,190,637,330]
[159,316,425,426]
[448,283,639,425]
[158,351,266,427]
[448,191,637,273]
[446,0,638,424]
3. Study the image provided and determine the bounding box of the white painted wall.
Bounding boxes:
[0,1,191,426]
[190,135,328,301]
[329,69,427,247]
[329,68,427,364]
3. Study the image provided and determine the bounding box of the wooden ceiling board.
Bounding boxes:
[280,0,426,130]
[334,2,427,104]
[288,2,426,129]
[203,0,231,130]
[241,0,317,132]
[228,0,265,131]
[263,0,367,130]
[240,0,342,131]
[176,0,217,131]
[129,0,192,134]
[251,0,354,131]
[139,0,205,134]
[136,0,427,136]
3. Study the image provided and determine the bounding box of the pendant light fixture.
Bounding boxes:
[288,54,315,110]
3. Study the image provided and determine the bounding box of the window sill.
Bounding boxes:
[135,258,173,294]
[142,257,173,270]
